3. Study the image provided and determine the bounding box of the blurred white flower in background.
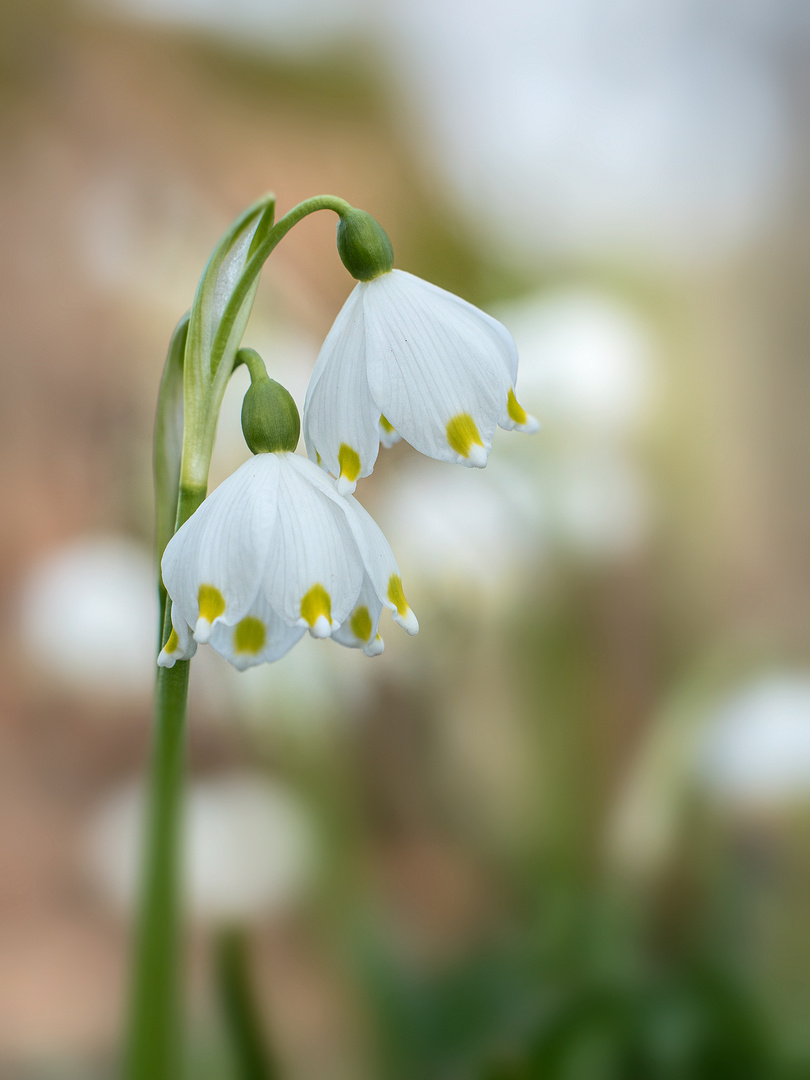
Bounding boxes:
[18,535,157,699]
[87,774,317,922]
[549,446,650,559]
[496,289,658,437]
[698,675,810,809]
[375,457,544,605]
[609,671,810,877]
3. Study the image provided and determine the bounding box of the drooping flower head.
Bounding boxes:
[158,451,418,671]
[303,216,538,495]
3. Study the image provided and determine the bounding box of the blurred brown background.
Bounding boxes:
[1,1,810,1077]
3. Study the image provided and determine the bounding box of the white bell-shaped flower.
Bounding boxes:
[158,452,418,671]
[303,269,538,494]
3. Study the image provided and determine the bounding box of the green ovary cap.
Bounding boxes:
[241,376,300,454]
[337,208,394,281]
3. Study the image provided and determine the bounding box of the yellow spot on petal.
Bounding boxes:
[387,574,410,617]
[300,584,331,628]
[198,584,226,622]
[234,616,266,655]
[316,450,322,465]
[379,415,395,434]
[507,388,528,425]
[164,628,179,653]
[338,443,361,483]
[350,605,373,642]
[446,413,484,458]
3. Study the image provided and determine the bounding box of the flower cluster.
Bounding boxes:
[158,452,417,670]
[159,207,537,671]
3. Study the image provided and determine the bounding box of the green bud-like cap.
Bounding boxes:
[337,208,394,281]
[241,375,300,454]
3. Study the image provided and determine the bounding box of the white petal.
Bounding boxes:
[161,455,280,634]
[331,575,384,653]
[420,276,519,386]
[263,455,364,631]
[157,605,198,668]
[302,283,381,491]
[339,493,418,635]
[338,494,399,600]
[498,386,541,433]
[363,270,511,465]
[378,416,401,449]
[208,592,305,671]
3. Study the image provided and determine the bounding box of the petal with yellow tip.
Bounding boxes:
[332,576,384,654]
[161,454,280,636]
[363,270,508,465]
[446,413,488,467]
[386,573,419,635]
[157,606,197,668]
[499,387,540,433]
[209,594,304,670]
[262,454,363,630]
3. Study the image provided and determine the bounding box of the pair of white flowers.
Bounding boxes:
[159,269,537,671]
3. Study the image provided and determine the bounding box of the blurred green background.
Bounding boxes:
[2,1,810,1077]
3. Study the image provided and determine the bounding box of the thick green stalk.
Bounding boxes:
[124,484,206,1080]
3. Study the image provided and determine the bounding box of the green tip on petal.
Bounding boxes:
[300,584,332,636]
[387,574,419,634]
[446,413,487,466]
[337,443,361,494]
[234,616,267,655]
[350,604,373,643]
[506,388,528,426]
[336,208,394,281]
[198,584,226,622]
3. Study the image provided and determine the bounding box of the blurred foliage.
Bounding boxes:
[357,902,789,1080]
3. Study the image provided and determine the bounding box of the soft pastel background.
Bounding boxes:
[2,1,810,1077]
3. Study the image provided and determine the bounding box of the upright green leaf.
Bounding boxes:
[182,193,275,490]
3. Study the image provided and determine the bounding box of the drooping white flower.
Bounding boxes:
[158,452,418,670]
[303,269,538,494]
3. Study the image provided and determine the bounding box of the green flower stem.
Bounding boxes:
[235,346,270,385]
[210,195,352,385]
[125,483,206,1080]
[215,927,279,1080]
